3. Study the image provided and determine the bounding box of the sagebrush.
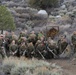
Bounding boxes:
[1,57,64,75]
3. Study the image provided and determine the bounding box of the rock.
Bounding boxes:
[60,5,66,9]
[38,10,48,15]
[38,10,48,16]
[56,15,61,18]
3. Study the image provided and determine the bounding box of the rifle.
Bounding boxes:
[37,50,45,59]
[10,49,18,56]
[22,50,27,56]
[59,44,73,58]
[47,46,58,58]
[69,44,76,61]
[1,46,7,58]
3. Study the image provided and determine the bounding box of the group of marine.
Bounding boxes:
[0,30,76,59]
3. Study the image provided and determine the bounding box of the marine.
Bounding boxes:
[71,31,76,53]
[9,40,18,56]
[19,42,28,57]
[27,42,35,58]
[35,37,46,59]
[57,35,68,55]
[28,31,37,45]
[0,35,6,58]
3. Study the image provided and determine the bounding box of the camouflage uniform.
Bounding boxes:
[46,37,58,59]
[58,37,68,54]
[0,47,5,58]
[71,31,76,52]
[5,32,12,44]
[24,30,28,38]
[0,36,6,58]
[18,37,27,45]
[35,40,46,59]
[28,31,37,45]
[27,42,35,58]
[9,41,18,56]
[4,39,10,57]
[11,32,18,42]
[19,42,28,56]
[0,38,3,47]
[19,31,26,39]
[0,36,3,57]
[38,32,44,40]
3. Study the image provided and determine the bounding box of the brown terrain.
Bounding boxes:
[50,58,76,75]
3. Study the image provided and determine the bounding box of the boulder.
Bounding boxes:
[38,10,48,16]
[60,5,66,9]
[36,10,48,19]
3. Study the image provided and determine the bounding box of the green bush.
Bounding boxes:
[29,0,59,9]
[0,5,16,33]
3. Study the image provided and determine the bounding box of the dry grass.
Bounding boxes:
[1,57,64,75]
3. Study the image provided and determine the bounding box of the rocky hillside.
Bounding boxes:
[0,0,76,34]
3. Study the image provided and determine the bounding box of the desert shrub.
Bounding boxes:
[1,57,16,74]
[29,0,59,9]
[33,66,51,75]
[1,57,64,75]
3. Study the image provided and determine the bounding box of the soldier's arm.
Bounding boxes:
[9,45,13,54]
[14,45,18,54]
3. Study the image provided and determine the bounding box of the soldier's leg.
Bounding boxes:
[74,45,76,53]
[1,53,5,58]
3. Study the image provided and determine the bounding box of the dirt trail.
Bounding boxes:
[49,59,76,75]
